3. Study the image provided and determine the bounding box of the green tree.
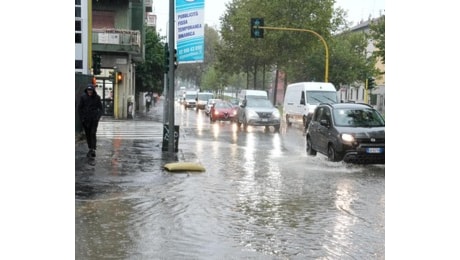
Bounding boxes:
[300,31,375,88]
[135,27,166,95]
[370,15,385,64]
[218,0,345,89]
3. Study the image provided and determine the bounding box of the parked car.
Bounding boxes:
[306,103,385,164]
[205,98,222,115]
[209,101,237,123]
[236,98,281,132]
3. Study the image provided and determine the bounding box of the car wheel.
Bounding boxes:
[306,136,317,156]
[274,124,280,132]
[327,144,342,162]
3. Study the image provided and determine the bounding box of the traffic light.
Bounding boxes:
[164,43,170,73]
[116,72,123,83]
[92,54,101,75]
[174,49,178,70]
[367,77,376,90]
[250,18,264,38]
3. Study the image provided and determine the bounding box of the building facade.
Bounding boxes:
[75,0,148,120]
[337,17,385,115]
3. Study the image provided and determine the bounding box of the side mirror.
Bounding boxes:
[319,119,329,127]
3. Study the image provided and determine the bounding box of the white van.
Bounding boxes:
[184,90,198,109]
[283,82,337,128]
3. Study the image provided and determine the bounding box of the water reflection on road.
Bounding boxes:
[75,103,384,259]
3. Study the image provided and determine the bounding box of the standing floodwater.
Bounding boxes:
[76,101,384,259]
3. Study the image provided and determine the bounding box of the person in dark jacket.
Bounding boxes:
[78,84,103,157]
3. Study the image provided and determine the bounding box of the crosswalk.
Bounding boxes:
[96,120,164,140]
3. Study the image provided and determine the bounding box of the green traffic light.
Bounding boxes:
[250,18,264,38]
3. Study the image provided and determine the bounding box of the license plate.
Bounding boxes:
[366,148,383,153]
[261,118,268,122]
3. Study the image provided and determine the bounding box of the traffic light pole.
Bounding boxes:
[167,0,176,154]
[365,78,369,104]
[256,26,329,83]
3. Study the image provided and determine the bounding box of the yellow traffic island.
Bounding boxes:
[163,162,206,172]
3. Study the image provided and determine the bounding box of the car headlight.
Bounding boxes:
[247,110,258,118]
[272,110,280,118]
[341,133,355,142]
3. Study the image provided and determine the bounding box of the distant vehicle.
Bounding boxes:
[205,98,222,115]
[196,92,214,111]
[229,98,239,107]
[184,91,198,109]
[238,89,268,103]
[237,98,281,132]
[306,102,385,164]
[283,82,338,129]
[209,101,237,123]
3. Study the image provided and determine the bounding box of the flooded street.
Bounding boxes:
[75,102,384,259]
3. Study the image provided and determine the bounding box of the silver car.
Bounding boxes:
[236,98,281,132]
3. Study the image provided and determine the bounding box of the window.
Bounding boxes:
[75,33,81,43]
[75,20,81,31]
[75,6,81,17]
[75,60,83,69]
[319,107,331,122]
[300,91,305,105]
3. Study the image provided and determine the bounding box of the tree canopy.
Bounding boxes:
[134,27,166,95]
[134,1,385,95]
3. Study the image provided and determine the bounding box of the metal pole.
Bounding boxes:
[114,71,119,119]
[364,78,369,104]
[162,73,168,123]
[168,0,175,153]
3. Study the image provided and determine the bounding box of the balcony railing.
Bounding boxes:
[92,28,141,54]
[93,28,140,46]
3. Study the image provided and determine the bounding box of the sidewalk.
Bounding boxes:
[75,99,195,171]
[75,99,164,144]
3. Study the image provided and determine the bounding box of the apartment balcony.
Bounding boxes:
[92,28,141,55]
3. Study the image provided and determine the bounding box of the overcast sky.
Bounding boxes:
[152,0,385,36]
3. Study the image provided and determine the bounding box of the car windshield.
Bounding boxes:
[246,98,273,108]
[186,94,196,99]
[333,108,385,127]
[230,99,239,105]
[198,93,213,101]
[307,91,338,105]
[215,101,232,109]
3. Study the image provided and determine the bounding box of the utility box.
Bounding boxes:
[162,124,179,152]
